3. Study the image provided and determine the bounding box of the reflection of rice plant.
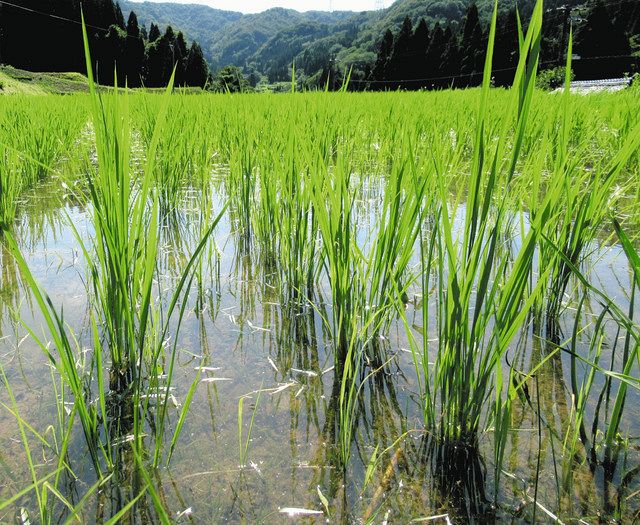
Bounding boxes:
[559,219,640,505]
[238,387,262,467]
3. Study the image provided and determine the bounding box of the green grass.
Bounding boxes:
[0,66,90,95]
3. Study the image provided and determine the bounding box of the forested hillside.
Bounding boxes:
[119,1,242,68]
[361,0,639,89]
[122,2,355,70]
[120,0,640,88]
[209,8,354,70]
[1,0,638,91]
[0,0,210,87]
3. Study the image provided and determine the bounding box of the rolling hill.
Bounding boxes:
[0,66,90,94]
[121,1,355,69]
[120,0,587,80]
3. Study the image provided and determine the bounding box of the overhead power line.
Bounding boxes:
[0,0,146,43]
[372,0,635,62]
[0,0,636,78]
[351,54,638,85]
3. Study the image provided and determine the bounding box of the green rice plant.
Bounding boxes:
[0,97,86,188]
[7,233,107,474]
[274,135,318,302]
[251,136,281,264]
[0,143,21,230]
[364,135,427,332]
[133,95,218,216]
[227,127,257,246]
[309,144,362,357]
[394,3,558,511]
[546,222,640,515]
[518,199,640,518]
[5,15,226,485]
[336,320,395,471]
[530,67,639,324]
[600,220,640,460]
[428,0,544,444]
[0,96,86,230]
[562,295,608,478]
[153,124,191,216]
[77,17,225,467]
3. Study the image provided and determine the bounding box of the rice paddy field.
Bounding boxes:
[1,11,640,524]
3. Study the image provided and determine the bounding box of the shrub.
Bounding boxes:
[536,66,574,90]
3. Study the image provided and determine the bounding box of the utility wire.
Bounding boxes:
[0,0,634,52]
[0,0,148,42]
[0,0,636,83]
[351,54,637,85]
[370,0,638,66]
[358,0,638,85]
[353,55,637,84]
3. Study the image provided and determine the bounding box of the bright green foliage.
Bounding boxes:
[1,5,640,522]
[2,16,227,495]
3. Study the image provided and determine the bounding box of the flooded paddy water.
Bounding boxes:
[1,79,640,523]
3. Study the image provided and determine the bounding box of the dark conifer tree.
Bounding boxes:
[175,32,188,58]
[575,1,633,78]
[0,0,213,87]
[459,3,484,86]
[174,32,189,85]
[185,42,209,87]
[148,23,161,43]
[413,18,430,45]
[493,9,519,86]
[441,25,460,88]
[611,1,639,46]
[371,30,394,85]
[126,12,140,40]
[146,37,173,87]
[114,2,126,30]
[100,25,126,86]
[424,22,445,89]
[576,1,630,58]
[163,26,176,46]
[93,0,119,29]
[159,26,178,81]
[0,4,4,65]
[412,18,430,86]
[388,17,413,84]
[125,12,145,87]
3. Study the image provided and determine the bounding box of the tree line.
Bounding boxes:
[366,0,639,90]
[0,0,637,92]
[0,0,210,88]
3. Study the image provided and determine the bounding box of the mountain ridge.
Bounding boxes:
[120,0,585,82]
[121,1,357,69]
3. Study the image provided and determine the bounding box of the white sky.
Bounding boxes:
[129,0,385,14]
